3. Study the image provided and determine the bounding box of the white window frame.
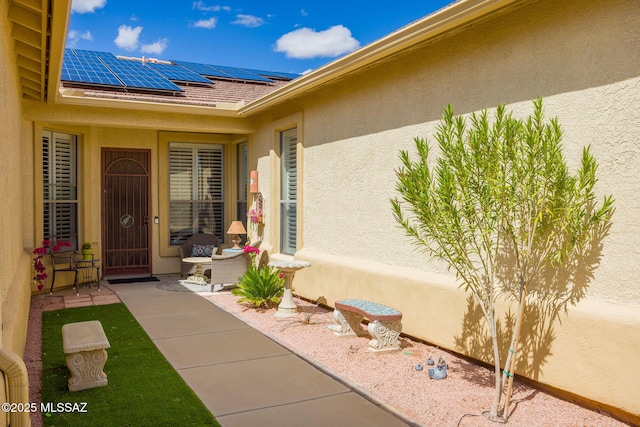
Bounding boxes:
[42,130,78,247]
[168,142,225,245]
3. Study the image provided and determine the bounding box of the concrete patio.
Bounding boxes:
[53,276,416,427]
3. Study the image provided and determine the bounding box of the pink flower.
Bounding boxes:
[243,245,260,255]
[32,239,51,293]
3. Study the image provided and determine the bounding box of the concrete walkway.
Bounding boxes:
[97,278,415,427]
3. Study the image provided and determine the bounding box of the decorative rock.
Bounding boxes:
[428,366,448,380]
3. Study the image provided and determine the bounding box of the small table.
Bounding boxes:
[181,257,211,284]
[268,260,311,318]
[76,257,100,289]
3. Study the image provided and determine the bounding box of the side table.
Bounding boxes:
[181,257,211,284]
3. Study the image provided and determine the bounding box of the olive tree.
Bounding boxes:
[391,99,613,421]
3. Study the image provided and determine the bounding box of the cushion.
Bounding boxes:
[191,244,217,257]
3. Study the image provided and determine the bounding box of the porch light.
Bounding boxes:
[227,221,247,249]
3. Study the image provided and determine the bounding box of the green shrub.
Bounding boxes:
[232,265,284,309]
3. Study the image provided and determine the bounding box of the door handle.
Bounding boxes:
[143,216,149,226]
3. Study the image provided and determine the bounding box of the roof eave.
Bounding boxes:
[238,0,521,117]
[56,90,244,117]
[46,0,72,103]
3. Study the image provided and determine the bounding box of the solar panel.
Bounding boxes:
[174,61,237,79]
[146,62,213,85]
[61,49,297,94]
[175,61,276,83]
[102,59,183,92]
[248,68,300,80]
[61,51,124,87]
[208,65,273,83]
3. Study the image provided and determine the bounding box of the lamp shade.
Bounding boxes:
[227,221,247,235]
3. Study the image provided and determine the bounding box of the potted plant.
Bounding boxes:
[81,242,93,260]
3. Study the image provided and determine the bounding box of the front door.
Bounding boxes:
[101,149,151,277]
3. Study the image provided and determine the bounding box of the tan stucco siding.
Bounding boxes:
[251,0,640,418]
[25,103,252,285]
[0,1,32,422]
[0,0,31,356]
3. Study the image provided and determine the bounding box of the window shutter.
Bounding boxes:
[169,143,225,244]
[43,131,78,246]
[280,129,297,255]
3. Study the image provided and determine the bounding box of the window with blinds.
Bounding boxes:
[280,128,297,255]
[237,143,248,235]
[43,130,78,248]
[169,143,225,245]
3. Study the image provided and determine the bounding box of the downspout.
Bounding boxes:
[0,345,31,427]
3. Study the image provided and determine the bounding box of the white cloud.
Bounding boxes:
[114,25,142,51]
[71,0,106,14]
[67,30,93,48]
[194,17,217,29]
[300,9,308,17]
[275,25,360,59]
[232,14,264,28]
[192,2,230,12]
[141,38,169,55]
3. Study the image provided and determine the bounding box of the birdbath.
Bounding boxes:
[268,260,311,318]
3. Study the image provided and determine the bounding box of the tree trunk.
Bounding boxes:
[489,316,503,418]
[501,281,528,420]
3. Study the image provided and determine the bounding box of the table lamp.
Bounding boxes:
[227,221,247,249]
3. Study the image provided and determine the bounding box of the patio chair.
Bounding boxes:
[210,251,250,291]
[210,240,262,291]
[178,233,220,278]
[49,247,100,296]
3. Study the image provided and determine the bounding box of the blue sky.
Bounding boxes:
[67,0,452,75]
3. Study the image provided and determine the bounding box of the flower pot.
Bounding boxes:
[82,248,93,260]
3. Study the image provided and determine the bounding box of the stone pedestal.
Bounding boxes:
[62,320,111,391]
[268,260,311,318]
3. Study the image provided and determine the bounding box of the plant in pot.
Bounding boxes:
[81,242,93,260]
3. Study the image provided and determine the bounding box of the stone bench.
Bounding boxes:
[329,299,403,354]
[62,320,111,391]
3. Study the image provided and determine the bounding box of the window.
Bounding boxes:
[280,128,297,255]
[43,130,78,248]
[237,142,248,235]
[169,143,224,245]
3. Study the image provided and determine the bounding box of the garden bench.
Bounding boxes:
[329,299,403,354]
[62,320,111,391]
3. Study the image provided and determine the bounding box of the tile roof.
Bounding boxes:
[58,49,298,109]
[60,78,293,107]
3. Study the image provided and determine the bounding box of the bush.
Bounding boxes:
[232,265,284,309]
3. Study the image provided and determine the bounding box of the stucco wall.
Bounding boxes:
[0,0,32,357]
[251,0,640,419]
[25,103,251,284]
[0,1,32,423]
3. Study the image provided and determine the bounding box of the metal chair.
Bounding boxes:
[49,248,100,296]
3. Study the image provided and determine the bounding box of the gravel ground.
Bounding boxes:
[25,290,630,427]
[202,291,629,427]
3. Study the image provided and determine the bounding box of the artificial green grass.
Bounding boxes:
[41,303,219,426]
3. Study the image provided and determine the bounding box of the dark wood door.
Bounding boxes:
[101,149,151,277]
